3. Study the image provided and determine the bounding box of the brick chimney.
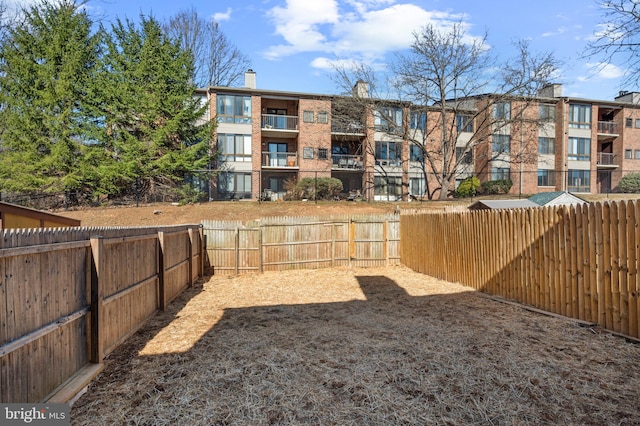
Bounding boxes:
[244,69,256,89]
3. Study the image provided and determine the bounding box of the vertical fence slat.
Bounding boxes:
[630,202,639,338]
[610,202,621,333]
[89,236,104,364]
[619,202,629,336]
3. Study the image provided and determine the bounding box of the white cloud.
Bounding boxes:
[541,27,567,38]
[588,62,625,79]
[213,8,232,22]
[263,0,469,65]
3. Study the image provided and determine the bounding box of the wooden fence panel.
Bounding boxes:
[0,224,201,403]
[399,200,640,340]
[202,215,398,274]
[0,241,90,402]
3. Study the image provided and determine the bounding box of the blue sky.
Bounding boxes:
[7,0,631,100]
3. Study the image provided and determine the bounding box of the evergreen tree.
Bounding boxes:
[0,0,103,199]
[97,15,212,199]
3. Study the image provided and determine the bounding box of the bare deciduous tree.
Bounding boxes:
[164,7,251,88]
[333,23,558,200]
[584,0,640,89]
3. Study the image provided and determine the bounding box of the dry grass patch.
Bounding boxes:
[71,267,640,425]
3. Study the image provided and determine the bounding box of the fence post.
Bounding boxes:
[89,236,104,363]
[158,231,167,311]
[259,225,264,273]
[383,220,388,267]
[187,228,194,287]
[235,227,240,275]
[198,225,204,277]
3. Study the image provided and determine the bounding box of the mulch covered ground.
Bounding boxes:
[70,266,640,425]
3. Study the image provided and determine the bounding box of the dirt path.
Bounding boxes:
[70,266,640,425]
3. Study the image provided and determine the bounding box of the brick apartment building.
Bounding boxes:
[198,71,640,201]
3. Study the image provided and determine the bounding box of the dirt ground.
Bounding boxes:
[58,200,467,227]
[57,193,640,227]
[70,266,640,425]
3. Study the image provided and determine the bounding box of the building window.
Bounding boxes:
[568,137,591,161]
[216,94,251,124]
[410,111,426,130]
[456,147,473,164]
[219,172,252,199]
[538,169,556,187]
[410,144,424,162]
[635,150,640,159]
[492,134,511,153]
[626,117,633,128]
[317,111,329,124]
[568,169,590,192]
[374,106,403,132]
[409,177,425,197]
[217,134,252,162]
[303,147,314,159]
[491,167,510,181]
[539,104,555,121]
[568,104,591,129]
[317,148,328,160]
[375,140,402,165]
[374,176,402,198]
[538,137,555,154]
[635,119,640,129]
[303,111,314,123]
[625,149,633,159]
[493,101,511,120]
[456,114,474,132]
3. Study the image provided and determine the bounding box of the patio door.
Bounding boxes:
[268,142,287,167]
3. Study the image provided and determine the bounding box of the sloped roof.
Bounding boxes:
[468,199,540,210]
[528,191,587,207]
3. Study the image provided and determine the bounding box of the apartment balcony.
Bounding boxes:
[332,154,364,170]
[332,120,365,133]
[597,121,619,140]
[262,114,299,138]
[262,152,299,169]
[596,152,618,169]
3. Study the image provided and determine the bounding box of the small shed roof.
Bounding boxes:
[0,201,81,229]
[468,199,540,211]
[528,191,588,207]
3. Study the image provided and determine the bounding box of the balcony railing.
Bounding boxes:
[331,120,365,134]
[332,154,364,170]
[597,152,617,166]
[597,121,618,135]
[262,152,298,168]
[262,114,298,131]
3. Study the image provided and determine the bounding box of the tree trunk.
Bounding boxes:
[439,179,450,200]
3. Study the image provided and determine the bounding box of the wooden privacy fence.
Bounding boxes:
[202,215,400,275]
[0,224,203,403]
[400,200,640,340]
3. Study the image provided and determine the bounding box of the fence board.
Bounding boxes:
[631,202,640,337]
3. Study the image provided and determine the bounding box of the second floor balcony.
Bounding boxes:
[596,152,618,168]
[597,121,619,137]
[262,151,299,168]
[262,114,298,131]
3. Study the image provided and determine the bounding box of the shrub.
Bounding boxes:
[454,176,481,198]
[619,173,640,193]
[290,177,343,200]
[479,179,512,195]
